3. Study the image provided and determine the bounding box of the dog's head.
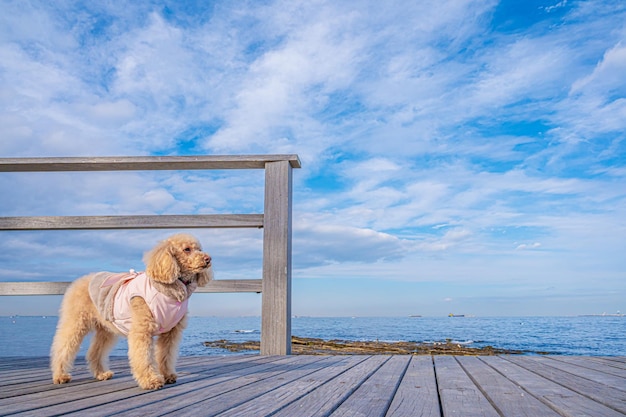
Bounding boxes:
[144,233,213,289]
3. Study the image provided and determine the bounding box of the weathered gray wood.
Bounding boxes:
[213,355,366,416]
[488,356,626,416]
[525,356,626,390]
[386,356,441,417]
[434,355,500,417]
[0,214,264,230]
[99,356,309,417]
[330,355,409,417]
[0,154,301,171]
[3,356,280,417]
[0,279,262,295]
[101,356,327,417]
[545,355,626,380]
[261,160,292,355]
[271,356,390,417]
[588,357,626,371]
[173,356,336,417]
[79,357,284,417]
[0,356,625,416]
[0,282,70,295]
[456,356,562,416]
[196,279,262,293]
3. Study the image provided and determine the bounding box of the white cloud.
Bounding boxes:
[1,0,625,316]
[515,242,542,250]
[570,42,626,97]
[294,218,406,267]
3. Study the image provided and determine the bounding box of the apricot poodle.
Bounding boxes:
[50,233,212,390]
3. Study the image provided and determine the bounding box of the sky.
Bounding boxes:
[0,0,625,317]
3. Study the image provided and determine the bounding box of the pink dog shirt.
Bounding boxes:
[101,271,188,336]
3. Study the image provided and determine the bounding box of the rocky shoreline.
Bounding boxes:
[204,336,540,355]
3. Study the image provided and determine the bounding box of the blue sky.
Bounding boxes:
[1,0,624,317]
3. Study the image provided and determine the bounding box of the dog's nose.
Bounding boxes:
[204,254,212,264]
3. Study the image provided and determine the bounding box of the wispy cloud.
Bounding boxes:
[1,0,625,316]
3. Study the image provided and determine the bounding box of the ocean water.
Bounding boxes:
[1,315,624,357]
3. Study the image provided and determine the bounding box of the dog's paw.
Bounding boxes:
[163,373,177,384]
[53,373,72,384]
[137,374,165,390]
[96,370,114,381]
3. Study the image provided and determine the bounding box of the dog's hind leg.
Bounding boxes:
[50,277,94,384]
[156,314,187,384]
[127,296,164,390]
[87,325,117,381]
[50,314,91,384]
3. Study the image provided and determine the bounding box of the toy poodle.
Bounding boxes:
[50,233,212,390]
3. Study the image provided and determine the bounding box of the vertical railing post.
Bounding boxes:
[261,160,292,355]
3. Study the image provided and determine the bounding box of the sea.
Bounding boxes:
[1,315,624,357]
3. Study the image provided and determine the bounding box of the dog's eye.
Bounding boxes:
[183,247,191,253]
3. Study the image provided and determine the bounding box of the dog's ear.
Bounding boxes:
[144,241,180,284]
[196,267,213,287]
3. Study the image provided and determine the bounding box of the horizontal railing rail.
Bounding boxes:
[0,214,264,230]
[0,154,299,355]
[0,155,301,171]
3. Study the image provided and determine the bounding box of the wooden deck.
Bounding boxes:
[1,355,624,416]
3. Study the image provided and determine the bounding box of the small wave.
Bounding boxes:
[423,339,475,346]
[233,329,257,334]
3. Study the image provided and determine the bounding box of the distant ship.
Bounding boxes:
[579,311,624,317]
[448,313,465,317]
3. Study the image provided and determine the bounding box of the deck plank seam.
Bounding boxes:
[430,355,444,417]
[260,355,373,417]
[544,355,626,380]
[380,355,413,417]
[478,356,575,417]
[453,356,505,417]
[431,355,445,417]
[535,356,626,392]
[498,355,625,416]
[318,355,393,417]
[588,357,626,371]
[60,356,326,417]
[154,356,334,416]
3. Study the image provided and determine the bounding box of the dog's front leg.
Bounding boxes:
[128,297,164,390]
[156,314,187,384]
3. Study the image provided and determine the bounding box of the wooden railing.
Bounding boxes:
[0,155,301,355]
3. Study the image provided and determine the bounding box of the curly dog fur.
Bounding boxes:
[50,233,212,390]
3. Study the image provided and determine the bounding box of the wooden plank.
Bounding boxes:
[117,356,332,417]
[261,160,292,355]
[1,356,626,416]
[386,356,441,417]
[0,279,262,295]
[456,356,561,416]
[0,154,302,171]
[546,356,626,379]
[99,356,314,417]
[5,356,281,416]
[0,282,70,295]
[0,214,264,230]
[434,355,500,417]
[271,356,391,417]
[212,355,369,416]
[494,356,626,416]
[0,358,132,398]
[196,279,262,293]
[528,356,626,389]
[590,357,626,370]
[330,355,410,417]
